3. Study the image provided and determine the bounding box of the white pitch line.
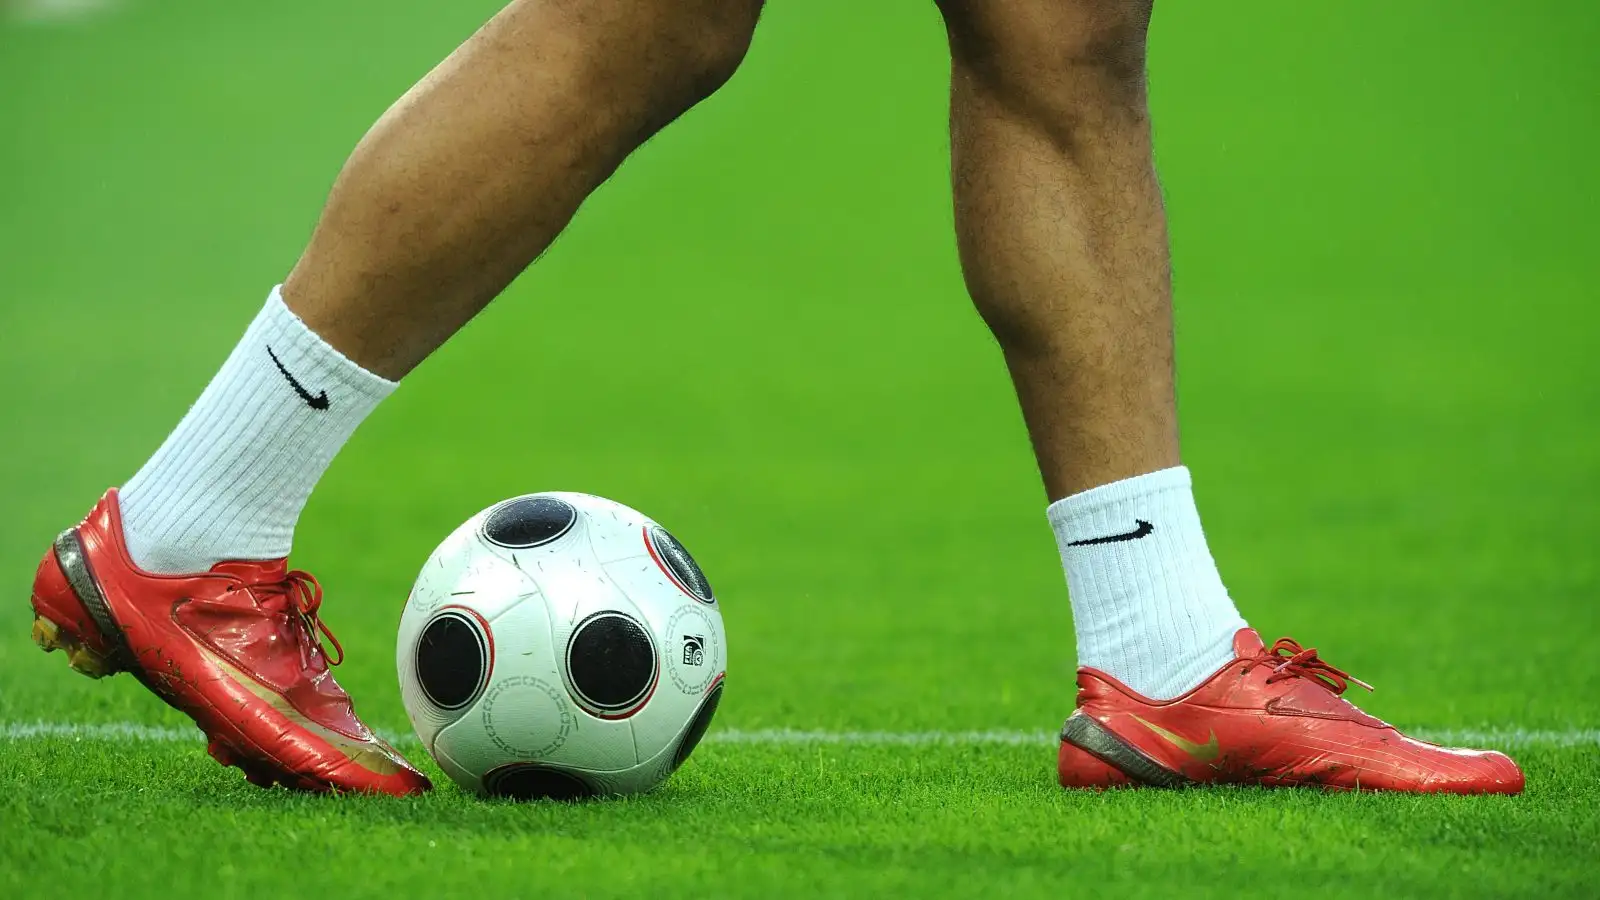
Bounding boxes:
[1,721,1596,749]
[713,728,1059,746]
[2,722,198,742]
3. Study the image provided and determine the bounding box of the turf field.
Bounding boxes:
[2,1,1597,897]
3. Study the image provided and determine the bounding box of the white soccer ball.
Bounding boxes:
[397,492,726,799]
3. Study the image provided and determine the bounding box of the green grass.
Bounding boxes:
[2,0,1598,897]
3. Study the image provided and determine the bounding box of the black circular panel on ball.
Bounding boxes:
[482,496,577,548]
[566,613,656,712]
[415,612,488,710]
[672,681,724,771]
[649,525,714,603]
[483,764,594,802]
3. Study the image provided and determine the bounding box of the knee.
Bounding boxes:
[552,0,763,122]
[939,0,1154,122]
[667,0,766,98]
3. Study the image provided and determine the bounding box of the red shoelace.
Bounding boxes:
[284,570,344,666]
[1248,636,1373,695]
[234,571,345,666]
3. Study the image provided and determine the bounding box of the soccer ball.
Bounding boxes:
[397,492,726,799]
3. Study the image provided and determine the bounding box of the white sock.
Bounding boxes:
[118,286,395,574]
[1048,466,1248,700]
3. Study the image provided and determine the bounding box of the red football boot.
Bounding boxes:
[29,489,430,796]
[1058,629,1523,794]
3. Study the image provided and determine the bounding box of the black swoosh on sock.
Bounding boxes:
[1067,519,1154,547]
[266,346,330,410]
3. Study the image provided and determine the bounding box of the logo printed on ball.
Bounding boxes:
[664,605,720,695]
[682,635,705,666]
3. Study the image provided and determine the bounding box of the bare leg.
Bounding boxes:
[112,0,763,572]
[938,0,1174,501]
[929,10,1530,790]
[937,0,1248,703]
[286,0,765,379]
